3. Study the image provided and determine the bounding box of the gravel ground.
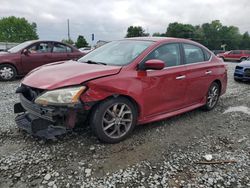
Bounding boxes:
[0,63,249,188]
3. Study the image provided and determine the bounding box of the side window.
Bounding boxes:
[203,49,211,61]
[28,42,52,53]
[144,43,181,67]
[53,43,69,53]
[66,46,72,53]
[231,50,241,54]
[183,44,205,64]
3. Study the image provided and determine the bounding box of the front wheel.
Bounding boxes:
[0,64,17,81]
[203,82,220,111]
[90,97,137,143]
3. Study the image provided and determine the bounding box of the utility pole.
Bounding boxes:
[67,19,70,41]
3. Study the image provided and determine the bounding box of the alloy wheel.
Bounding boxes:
[102,103,133,139]
[207,84,219,108]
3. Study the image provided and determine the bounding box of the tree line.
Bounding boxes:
[125,20,250,50]
[0,16,249,50]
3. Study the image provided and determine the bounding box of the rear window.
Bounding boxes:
[203,50,211,61]
[183,44,205,64]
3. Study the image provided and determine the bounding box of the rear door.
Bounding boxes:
[51,43,78,61]
[21,42,53,73]
[182,43,214,106]
[141,43,188,117]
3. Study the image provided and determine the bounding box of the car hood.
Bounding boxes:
[22,60,122,90]
[239,60,250,67]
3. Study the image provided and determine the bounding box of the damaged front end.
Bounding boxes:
[14,84,88,139]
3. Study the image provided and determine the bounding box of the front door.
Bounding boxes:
[140,43,187,117]
[21,42,52,73]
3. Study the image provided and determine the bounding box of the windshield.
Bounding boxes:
[78,40,153,66]
[8,41,34,53]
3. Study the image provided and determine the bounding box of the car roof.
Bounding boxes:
[123,37,193,42]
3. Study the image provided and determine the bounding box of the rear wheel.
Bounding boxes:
[203,82,220,111]
[0,64,17,81]
[90,97,137,143]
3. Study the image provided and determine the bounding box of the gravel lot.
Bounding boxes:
[0,63,249,188]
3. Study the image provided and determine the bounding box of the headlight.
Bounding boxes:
[35,86,86,106]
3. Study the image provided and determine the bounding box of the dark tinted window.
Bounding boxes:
[144,43,181,67]
[231,50,241,54]
[183,44,205,64]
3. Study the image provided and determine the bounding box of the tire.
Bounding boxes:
[90,97,137,143]
[202,82,220,111]
[0,64,17,81]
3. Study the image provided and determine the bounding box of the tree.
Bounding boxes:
[125,26,149,38]
[75,35,88,48]
[240,32,250,50]
[62,38,74,45]
[166,22,195,39]
[0,16,38,42]
[152,32,166,37]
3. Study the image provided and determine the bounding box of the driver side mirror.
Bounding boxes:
[144,59,165,70]
[22,49,30,56]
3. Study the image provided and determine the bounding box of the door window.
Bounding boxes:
[144,43,181,67]
[28,42,52,53]
[53,43,72,53]
[183,44,205,64]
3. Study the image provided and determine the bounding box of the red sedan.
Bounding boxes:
[0,40,84,80]
[14,37,227,143]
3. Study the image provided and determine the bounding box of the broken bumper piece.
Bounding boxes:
[15,113,66,139]
[14,93,81,139]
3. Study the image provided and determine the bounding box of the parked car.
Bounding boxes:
[0,40,85,81]
[234,60,250,81]
[79,47,93,54]
[217,50,250,62]
[14,37,227,143]
[212,50,226,55]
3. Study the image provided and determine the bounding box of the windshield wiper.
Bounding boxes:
[84,60,107,65]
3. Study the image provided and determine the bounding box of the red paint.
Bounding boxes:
[217,50,250,61]
[21,37,227,126]
[0,40,84,76]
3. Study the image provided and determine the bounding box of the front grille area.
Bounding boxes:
[234,73,243,77]
[16,84,44,102]
[19,94,55,121]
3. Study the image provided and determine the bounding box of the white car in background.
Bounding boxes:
[78,47,93,53]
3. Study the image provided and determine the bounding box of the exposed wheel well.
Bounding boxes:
[90,94,140,117]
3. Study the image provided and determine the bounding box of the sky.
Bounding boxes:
[0,0,249,44]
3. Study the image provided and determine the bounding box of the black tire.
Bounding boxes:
[202,82,220,111]
[90,97,137,143]
[0,64,17,81]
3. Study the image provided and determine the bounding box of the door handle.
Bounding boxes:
[176,75,186,80]
[205,70,212,75]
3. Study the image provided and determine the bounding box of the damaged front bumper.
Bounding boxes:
[14,93,85,139]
